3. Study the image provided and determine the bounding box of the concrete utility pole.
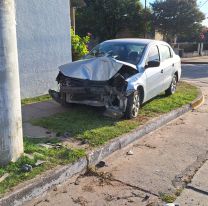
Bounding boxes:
[0,0,23,165]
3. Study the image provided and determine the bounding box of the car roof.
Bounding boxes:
[103,38,167,46]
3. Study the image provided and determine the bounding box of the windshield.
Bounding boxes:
[84,42,146,65]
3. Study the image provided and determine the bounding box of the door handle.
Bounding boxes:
[161,69,164,73]
[172,63,175,67]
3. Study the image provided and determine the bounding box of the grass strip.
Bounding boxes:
[32,82,198,147]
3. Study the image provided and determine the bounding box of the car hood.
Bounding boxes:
[59,57,137,81]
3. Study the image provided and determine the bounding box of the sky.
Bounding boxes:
[141,0,208,26]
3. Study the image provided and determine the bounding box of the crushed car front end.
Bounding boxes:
[49,57,138,116]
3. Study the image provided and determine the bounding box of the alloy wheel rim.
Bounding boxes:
[132,94,140,117]
[171,76,177,94]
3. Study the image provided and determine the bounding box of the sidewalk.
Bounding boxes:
[177,161,208,205]
[182,56,208,64]
[22,100,69,138]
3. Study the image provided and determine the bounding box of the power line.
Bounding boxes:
[199,0,208,8]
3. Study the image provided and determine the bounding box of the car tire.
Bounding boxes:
[125,91,140,119]
[165,74,177,96]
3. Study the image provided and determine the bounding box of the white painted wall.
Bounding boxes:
[15,0,72,98]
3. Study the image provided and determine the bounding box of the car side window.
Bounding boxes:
[147,46,160,62]
[159,45,172,61]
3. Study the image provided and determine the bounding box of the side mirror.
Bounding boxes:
[146,60,160,68]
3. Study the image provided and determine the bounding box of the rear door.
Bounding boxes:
[144,45,164,100]
[158,44,174,90]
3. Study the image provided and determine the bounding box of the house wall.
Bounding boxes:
[15,0,72,98]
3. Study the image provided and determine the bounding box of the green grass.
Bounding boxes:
[21,94,51,105]
[160,192,176,203]
[141,81,198,113]
[32,82,198,147]
[0,137,85,196]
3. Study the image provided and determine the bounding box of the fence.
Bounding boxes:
[172,42,208,58]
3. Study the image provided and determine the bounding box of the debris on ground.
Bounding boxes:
[80,139,89,145]
[142,194,150,202]
[53,143,63,149]
[0,173,9,183]
[96,161,108,168]
[37,143,53,149]
[127,150,134,155]
[35,160,47,166]
[21,164,33,172]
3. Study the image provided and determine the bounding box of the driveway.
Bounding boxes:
[24,64,208,206]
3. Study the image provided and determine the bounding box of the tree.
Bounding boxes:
[75,0,148,41]
[71,0,86,7]
[151,0,205,42]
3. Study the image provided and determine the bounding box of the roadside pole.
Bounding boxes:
[144,0,147,38]
[0,0,23,165]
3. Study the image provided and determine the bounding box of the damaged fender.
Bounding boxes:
[50,57,139,116]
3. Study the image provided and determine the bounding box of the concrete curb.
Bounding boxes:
[0,87,204,206]
[191,88,204,109]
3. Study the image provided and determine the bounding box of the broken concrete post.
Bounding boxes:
[0,0,23,165]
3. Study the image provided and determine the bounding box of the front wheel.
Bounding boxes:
[165,74,177,96]
[125,91,140,119]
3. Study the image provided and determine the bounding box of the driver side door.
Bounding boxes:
[144,45,164,100]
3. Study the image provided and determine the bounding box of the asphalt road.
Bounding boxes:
[182,64,208,83]
[25,64,208,206]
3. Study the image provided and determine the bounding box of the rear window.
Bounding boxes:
[159,45,172,61]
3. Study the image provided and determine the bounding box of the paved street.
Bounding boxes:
[182,56,208,64]
[24,64,208,206]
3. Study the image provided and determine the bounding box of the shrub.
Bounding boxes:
[179,43,198,52]
[71,28,90,61]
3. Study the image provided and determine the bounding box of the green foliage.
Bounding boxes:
[75,0,148,41]
[151,0,205,41]
[32,82,198,147]
[71,28,90,61]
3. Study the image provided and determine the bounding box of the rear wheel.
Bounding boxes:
[125,91,140,119]
[165,74,177,96]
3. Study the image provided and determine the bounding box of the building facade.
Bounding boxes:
[15,0,72,98]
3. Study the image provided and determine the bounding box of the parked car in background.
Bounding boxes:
[49,39,181,118]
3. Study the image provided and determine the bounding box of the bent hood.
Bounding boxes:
[59,57,136,81]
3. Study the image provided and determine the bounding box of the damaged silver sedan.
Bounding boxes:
[49,39,181,118]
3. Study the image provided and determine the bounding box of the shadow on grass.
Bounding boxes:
[32,105,146,146]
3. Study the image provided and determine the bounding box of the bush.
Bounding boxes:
[179,43,198,52]
[71,28,90,61]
